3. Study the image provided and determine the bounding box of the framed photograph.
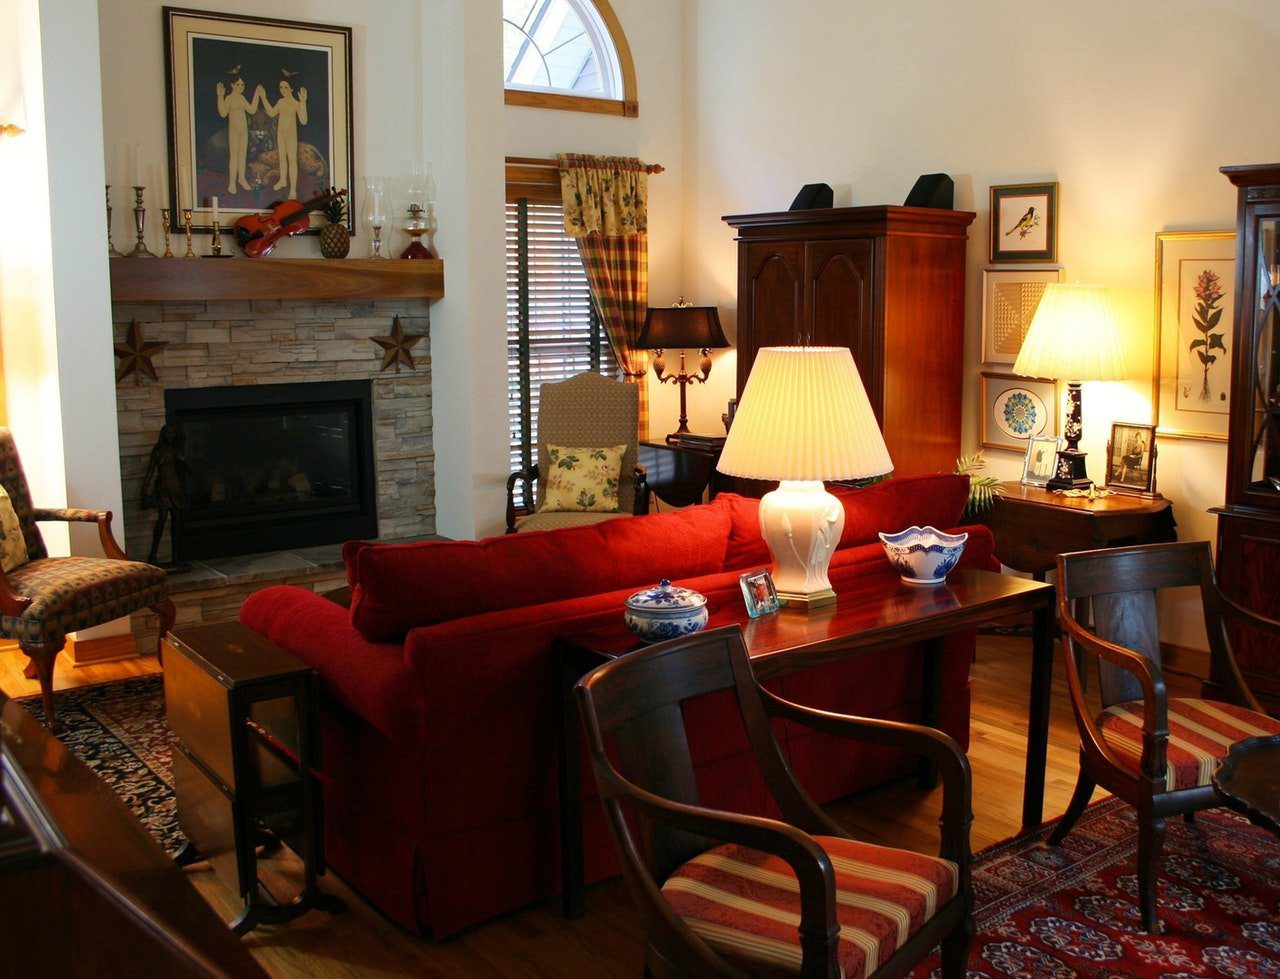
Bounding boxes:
[739,569,780,618]
[982,268,1064,365]
[163,7,354,232]
[1153,231,1235,441]
[1106,422,1159,495]
[980,372,1059,452]
[990,182,1059,263]
[1021,434,1064,487]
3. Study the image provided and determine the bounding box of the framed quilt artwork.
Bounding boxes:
[1153,231,1235,441]
[982,269,1064,365]
[990,182,1058,263]
[981,371,1058,452]
[163,7,354,233]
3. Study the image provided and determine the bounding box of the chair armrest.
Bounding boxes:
[33,507,128,561]
[506,465,539,533]
[587,754,840,968]
[1220,591,1280,639]
[761,689,972,866]
[631,464,649,515]
[1208,589,1275,714]
[1057,600,1172,784]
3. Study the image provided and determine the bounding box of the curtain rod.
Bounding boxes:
[505,155,665,175]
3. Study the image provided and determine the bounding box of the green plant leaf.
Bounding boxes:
[1208,334,1226,351]
[1207,308,1224,328]
[1190,339,1207,350]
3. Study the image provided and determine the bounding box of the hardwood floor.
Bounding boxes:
[0,634,1199,977]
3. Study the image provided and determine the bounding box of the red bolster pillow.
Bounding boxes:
[346,502,733,642]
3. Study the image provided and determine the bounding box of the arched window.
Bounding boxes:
[503,0,637,117]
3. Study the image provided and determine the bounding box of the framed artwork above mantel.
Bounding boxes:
[163,7,354,233]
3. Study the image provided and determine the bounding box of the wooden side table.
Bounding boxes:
[638,439,725,508]
[977,482,1176,579]
[163,622,346,934]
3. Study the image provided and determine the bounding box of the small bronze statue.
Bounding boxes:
[141,424,189,568]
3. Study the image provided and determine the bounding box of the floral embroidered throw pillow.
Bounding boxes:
[541,444,626,513]
[0,486,29,573]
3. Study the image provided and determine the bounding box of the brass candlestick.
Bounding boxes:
[182,208,196,259]
[160,208,174,258]
[210,220,223,257]
[129,186,156,258]
[106,185,123,257]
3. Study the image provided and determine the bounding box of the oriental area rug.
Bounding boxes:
[17,679,1280,976]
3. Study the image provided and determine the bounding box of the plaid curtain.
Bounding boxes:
[557,154,650,438]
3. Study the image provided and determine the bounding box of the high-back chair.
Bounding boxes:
[0,429,174,732]
[506,372,648,533]
[1050,541,1280,932]
[574,625,974,978]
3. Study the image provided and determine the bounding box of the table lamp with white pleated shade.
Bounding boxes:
[717,346,893,608]
[1013,283,1127,490]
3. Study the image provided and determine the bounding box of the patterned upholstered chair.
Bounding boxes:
[575,625,975,978]
[1050,541,1280,932]
[0,429,174,732]
[505,372,649,533]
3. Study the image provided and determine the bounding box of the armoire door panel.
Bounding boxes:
[805,239,878,414]
[738,242,803,394]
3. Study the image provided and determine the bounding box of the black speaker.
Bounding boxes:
[904,173,954,209]
[789,183,833,210]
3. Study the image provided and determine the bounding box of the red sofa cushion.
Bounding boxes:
[345,502,733,642]
[240,586,427,745]
[831,473,970,549]
[720,493,772,569]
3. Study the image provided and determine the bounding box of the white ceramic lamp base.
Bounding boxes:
[758,480,845,609]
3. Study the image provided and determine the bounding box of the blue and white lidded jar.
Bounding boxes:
[624,579,710,644]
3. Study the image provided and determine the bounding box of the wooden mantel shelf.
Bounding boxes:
[109,257,444,303]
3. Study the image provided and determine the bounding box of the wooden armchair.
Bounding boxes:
[0,429,174,732]
[506,372,648,533]
[574,625,974,978]
[1050,541,1280,932]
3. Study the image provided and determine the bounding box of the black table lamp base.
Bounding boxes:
[1047,380,1092,491]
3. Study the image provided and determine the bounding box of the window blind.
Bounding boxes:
[506,198,617,505]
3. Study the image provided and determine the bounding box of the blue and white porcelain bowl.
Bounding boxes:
[624,579,709,644]
[878,526,968,585]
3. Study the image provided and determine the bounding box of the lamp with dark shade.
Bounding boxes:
[638,299,730,443]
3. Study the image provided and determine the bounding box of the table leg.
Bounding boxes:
[1023,595,1055,829]
[558,647,586,919]
[918,637,943,790]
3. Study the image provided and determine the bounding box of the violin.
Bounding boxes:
[233,187,346,258]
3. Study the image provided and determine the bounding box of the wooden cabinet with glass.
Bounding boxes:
[1213,164,1280,710]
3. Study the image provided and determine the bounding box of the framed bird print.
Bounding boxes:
[1153,231,1235,441]
[163,8,354,233]
[989,182,1059,263]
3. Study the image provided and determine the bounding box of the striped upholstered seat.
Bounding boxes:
[661,835,957,979]
[1098,698,1280,791]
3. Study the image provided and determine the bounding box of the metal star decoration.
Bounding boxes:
[371,315,423,373]
[114,319,168,385]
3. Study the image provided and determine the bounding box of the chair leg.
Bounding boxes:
[149,599,176,659]
[20,639,67,735]
[940,914,975,978]
[1048,770,1095,845]
[1138,815,1167,933]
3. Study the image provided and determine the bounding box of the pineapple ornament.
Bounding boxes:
[319,191,351,259]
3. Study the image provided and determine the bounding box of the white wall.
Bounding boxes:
[684,0,1280,648]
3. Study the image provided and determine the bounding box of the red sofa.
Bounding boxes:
[239,473,997,937]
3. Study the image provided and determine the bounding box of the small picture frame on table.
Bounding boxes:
[739,569,780,618]
[1021,434,1063,487]
[1105,422,1159,496]
[990,182,1058,263]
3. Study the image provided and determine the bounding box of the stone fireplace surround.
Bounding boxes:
[111,297,434,652]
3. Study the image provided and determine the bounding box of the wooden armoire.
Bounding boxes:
[724,205,975,478]
[1212,164,1280,710]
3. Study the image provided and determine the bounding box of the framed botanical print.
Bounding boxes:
[1153,231,1235,441]
[980,371,1059,452]
[163,7,354,233]
[982,268,1064,365]
[990,182,1059,263]
[1106,422,1159,495]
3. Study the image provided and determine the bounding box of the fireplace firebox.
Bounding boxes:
[165,381,377,561]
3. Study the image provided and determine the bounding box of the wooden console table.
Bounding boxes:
[977,482,1176,578]
[556,567,1054,917]
[638,439,725,508]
